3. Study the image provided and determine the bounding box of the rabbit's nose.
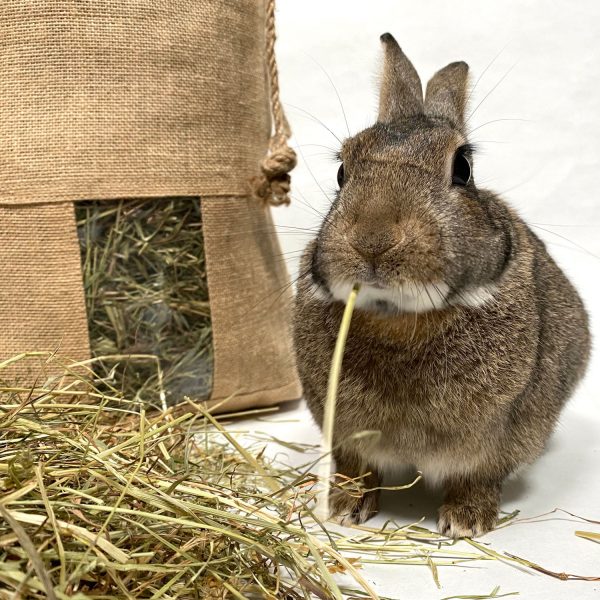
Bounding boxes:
[350,238,397,261]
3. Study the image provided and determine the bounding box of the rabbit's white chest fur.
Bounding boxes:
[331,281,449,313]
[327,280,497,313]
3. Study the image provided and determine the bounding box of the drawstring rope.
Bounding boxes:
[252,0,297,207]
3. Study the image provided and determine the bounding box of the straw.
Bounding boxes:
[315,283,360,520]
[440,587,518,600]
[1,352,597,598]
[575,531,600,544]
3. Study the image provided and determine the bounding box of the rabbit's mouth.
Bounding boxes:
[305,239,484,314]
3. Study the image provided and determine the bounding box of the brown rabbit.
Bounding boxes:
[293,33,590,538]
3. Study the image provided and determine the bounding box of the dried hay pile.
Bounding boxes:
[0,354,594,599]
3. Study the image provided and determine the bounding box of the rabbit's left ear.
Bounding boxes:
[378,33,423,122]
[424,62,470,128]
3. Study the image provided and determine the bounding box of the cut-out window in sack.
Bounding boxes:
[76,197,213,405]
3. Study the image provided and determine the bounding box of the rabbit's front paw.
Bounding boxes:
[329,488,380,526]
[437,502,497,538]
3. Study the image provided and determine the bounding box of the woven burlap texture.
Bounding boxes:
[0,0,301,410]
[0,203,91,380]
[0,1,269,204]
[202,196,300,411]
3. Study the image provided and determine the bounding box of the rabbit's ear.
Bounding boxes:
[378,33,423,123]
[424,62,470,128]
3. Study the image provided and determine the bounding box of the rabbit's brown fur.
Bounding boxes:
[293,34,590,538]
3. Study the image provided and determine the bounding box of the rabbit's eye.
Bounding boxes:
[452,147,471,186]
[337,163,345,188]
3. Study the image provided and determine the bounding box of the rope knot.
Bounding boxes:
[253,142,297,206]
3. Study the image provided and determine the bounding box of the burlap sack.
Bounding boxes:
[0,0,301,410]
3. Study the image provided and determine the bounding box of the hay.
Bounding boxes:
[439,588,518,600]
[0,354,596,598]
[576,531,600,544]
[316,283,360,520]
[76,198,213,407]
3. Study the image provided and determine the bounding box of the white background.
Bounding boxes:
[259,2,600,598]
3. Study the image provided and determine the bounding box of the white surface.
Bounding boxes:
[260,2,600,598]
[250,404,600,599]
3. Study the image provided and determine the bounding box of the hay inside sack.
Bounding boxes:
[76,197,213,407]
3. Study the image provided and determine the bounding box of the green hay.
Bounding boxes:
[76,197,213,407]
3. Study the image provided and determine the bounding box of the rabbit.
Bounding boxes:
[292,33,590,538]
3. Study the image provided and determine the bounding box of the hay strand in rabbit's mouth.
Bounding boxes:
[316,282,360,520]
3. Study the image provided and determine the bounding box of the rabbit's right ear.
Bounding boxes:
[424,62,470,128]
[378,33,423,123]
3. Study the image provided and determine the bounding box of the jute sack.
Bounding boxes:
[0,0,301,411]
